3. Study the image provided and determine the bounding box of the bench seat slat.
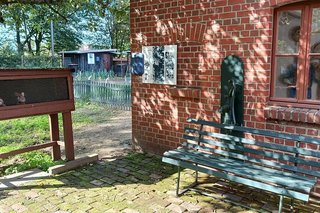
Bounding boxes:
[162,155,311,201]
[178,145,314,182]
[183,134,320,168]
[182,141,320,178]
[165,149,315,192]
[187,118,320,146]
[185,127,320,158]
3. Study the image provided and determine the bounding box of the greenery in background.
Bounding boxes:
[0,100,118,176]
[86,1,130,52]
[0,0,130,68]
[0,55,61,68]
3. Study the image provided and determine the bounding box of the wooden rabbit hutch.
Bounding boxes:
[0,68,75,161]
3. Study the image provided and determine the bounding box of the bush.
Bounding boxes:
[4,151,63,175]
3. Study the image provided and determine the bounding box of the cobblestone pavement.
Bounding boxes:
[0,153,319,213]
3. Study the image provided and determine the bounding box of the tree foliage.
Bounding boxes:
[87,0,130,52]
[0,0,129,67]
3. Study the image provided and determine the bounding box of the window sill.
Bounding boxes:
[264,106,320,124]
[168,86,201,99]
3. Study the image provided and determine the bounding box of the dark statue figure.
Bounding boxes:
[219,79,237,125]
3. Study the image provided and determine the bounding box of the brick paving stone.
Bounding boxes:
[0,205,11,213]
[24,191,40,199]
[90,179,104,186]
[0,152,319,213]
[149,173,162,180]
[101,177,116,185]
[223,192,243,202]
[43,203,60,212]
[55,190,68,198]
[166,203,186,213]
[165,196,185,205]
[72,210,87,213]
[261,202,278,212]
[180,202,202,212]
[11,203,28,213]
[148,204,166,212]
[198,206,215,213]
[215,208,231,213]
[105,209,118,213]
[117,167,129,173]
[122,208,140,213]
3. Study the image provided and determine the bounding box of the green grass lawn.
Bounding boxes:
[0,100,119,176]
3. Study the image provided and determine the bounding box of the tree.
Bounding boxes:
[50,22,82,52]
[0,0,129,56]
[0,2,84,56]
[85,0,130,52]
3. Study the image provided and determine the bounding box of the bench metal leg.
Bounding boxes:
[176,166,181,197]
[278,195,284,213]
[176,167,200,197]
[195,170,198,184]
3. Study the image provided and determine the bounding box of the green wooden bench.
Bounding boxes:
[162,118,320,212]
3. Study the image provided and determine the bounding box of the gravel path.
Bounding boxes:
[72,109,132,159]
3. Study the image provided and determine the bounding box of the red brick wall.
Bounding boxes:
[130,0,320,196]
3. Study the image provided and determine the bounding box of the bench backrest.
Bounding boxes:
[183,118,320,178]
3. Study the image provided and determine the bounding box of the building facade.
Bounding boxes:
[130,0,320,197]
[60,49,117,71]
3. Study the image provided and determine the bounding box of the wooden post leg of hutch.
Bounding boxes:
[62,111,75,161]
[49,114,61,161]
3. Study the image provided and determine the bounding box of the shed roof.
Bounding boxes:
[59,49,118,54]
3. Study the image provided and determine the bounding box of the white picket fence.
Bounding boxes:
[73,80,131,110]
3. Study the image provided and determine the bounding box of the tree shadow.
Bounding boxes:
[0,152,178,193]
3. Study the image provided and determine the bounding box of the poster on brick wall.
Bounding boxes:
[87,53,95,65]
[142,45,177,85]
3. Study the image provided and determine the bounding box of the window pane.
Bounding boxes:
[275,57,298,98]
[311,8,320,53]
[307,57,320,100]
[276,10,301,54]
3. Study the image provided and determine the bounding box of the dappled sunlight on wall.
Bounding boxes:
[130,0,306,155]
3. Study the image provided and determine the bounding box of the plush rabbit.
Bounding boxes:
[0,98,5,107]
[15,92,26,104]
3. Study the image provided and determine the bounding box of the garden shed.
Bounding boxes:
[60,49,117,71]
[130,0,320,199]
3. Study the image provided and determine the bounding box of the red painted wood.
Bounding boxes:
[0,142,58,159]
[270,2,320,106]
[0,68,75,162]
[62,112,75,161]
[49,114,61,161]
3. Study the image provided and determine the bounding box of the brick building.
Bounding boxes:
[130,0,320,197]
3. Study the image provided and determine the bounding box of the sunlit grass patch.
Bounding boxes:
[0,100,119,176]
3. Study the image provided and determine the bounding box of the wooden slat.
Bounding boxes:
[185,127,320,158]
[187,118,320,146]
[183,135,320,168]
[162,156,311,201]
[181,142,320,178]
[0,141,58,159]
[165,149,315,192]
[177,147,314,182]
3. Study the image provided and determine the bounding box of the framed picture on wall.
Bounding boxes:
[142,45,177,85]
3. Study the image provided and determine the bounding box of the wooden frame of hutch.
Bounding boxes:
[0,68,75,161]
